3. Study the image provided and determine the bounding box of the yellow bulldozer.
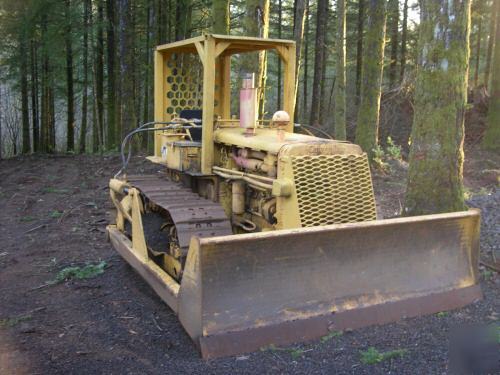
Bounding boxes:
[107,34,481,359]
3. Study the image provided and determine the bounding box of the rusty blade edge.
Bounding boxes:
[199,284,482,359]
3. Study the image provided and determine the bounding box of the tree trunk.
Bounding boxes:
[241,0,270,116]
[49,86,56,152]
[334,0,346,139]
[106,0,117,149]
[355,0,387,157]
[143,0,153,151]
[293,0,307,120]
[211,0,230,34]
[473,16,482,87]
[355,0,365,104]
[0,88,2,159]
[175,0,192,41]
[484,3,497,89]
[400,0,408,82]
[20,30,31,154]
[483,0,500,151]
[309,0,328,127]
[118,0,137,139]
[80,0,90,153]
[96,0,104,149]
[302,1,310,122]
[65,0,75,152]
[404,0,471,215]
[388,0,399,87]
[30,41,39,153]
[277,0,282,111]
[40,12,49,153]
[318,4,329,126]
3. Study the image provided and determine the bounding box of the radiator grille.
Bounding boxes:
[291,154,376,227]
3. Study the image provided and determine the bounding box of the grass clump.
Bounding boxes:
[482,269,494,281]
[320,330,343,343]
[260,344,308,359]
[42,187,70,194]
[436,311,449,318]
[20,215,36,222]
[0,314,32,328]
[372,137,403,171]
[385,137,402,159]
[49,210,64,218]
[360,347,407,365]
[52,261,107,284]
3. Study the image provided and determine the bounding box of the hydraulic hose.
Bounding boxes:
[114,120,201,178]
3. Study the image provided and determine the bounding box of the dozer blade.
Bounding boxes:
[177,209,481,358]
[108,209,481,359]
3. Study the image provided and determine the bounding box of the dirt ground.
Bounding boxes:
[0,147,498,374]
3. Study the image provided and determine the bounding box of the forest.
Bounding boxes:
[0,0,499,372]
[0,0,497,157]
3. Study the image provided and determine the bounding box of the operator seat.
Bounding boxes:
[179,109,202,142]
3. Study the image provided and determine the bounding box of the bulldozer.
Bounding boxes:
[107,34,482,359]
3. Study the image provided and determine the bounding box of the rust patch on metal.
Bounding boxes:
[199,285,482,359]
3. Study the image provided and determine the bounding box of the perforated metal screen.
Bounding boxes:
[165,55,203,119]
[291,154,377,226]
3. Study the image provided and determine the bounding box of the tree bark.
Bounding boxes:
[355,0,365,104]
[309,0,328,127]
[118,0,137,139]
[277,0,282,111]
[355,0,387,157]
[484,2,496,89]
[20,29,31,154]
[143,0,153,151]
[404,0,471,214]
[40,12,49,153]
[318,4,329,126]
[483,0,500,150]
[80,0,90,153]
[30,41,39,153]
[65,0,75,152]
[388,0,399,87]
[96,0,104,149]
[106,0,117,149]
[292,0,307,120]
[241,0,270,116]
[211,0,230,34]
[302,1,310,122]
[175,0,192,41]
[400,0,408,82]
[473,15,482,87]
[49,86,56,152]
[334,0,346,139]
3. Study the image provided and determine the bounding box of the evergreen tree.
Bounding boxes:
[405,0,471,214]
[483,0,500,151]
[355,0,387,157]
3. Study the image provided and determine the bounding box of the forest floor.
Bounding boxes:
[0,146,498,374]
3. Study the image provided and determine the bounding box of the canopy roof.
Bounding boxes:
[156,34,295,56]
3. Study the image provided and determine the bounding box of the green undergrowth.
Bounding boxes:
[360,347,407,365]
[482,269,495,281]
[42,187,70,194]
[51,261,107,284]
[20,215,37,222]
[320,330,343,343]
[49,210,64,218]
[436,311,450,318]
[372,137,403,171]
[0,314,32,328]
[260,344,307,360]
[260,331,343,360]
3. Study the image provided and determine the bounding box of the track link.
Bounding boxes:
[127,174,232,254]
